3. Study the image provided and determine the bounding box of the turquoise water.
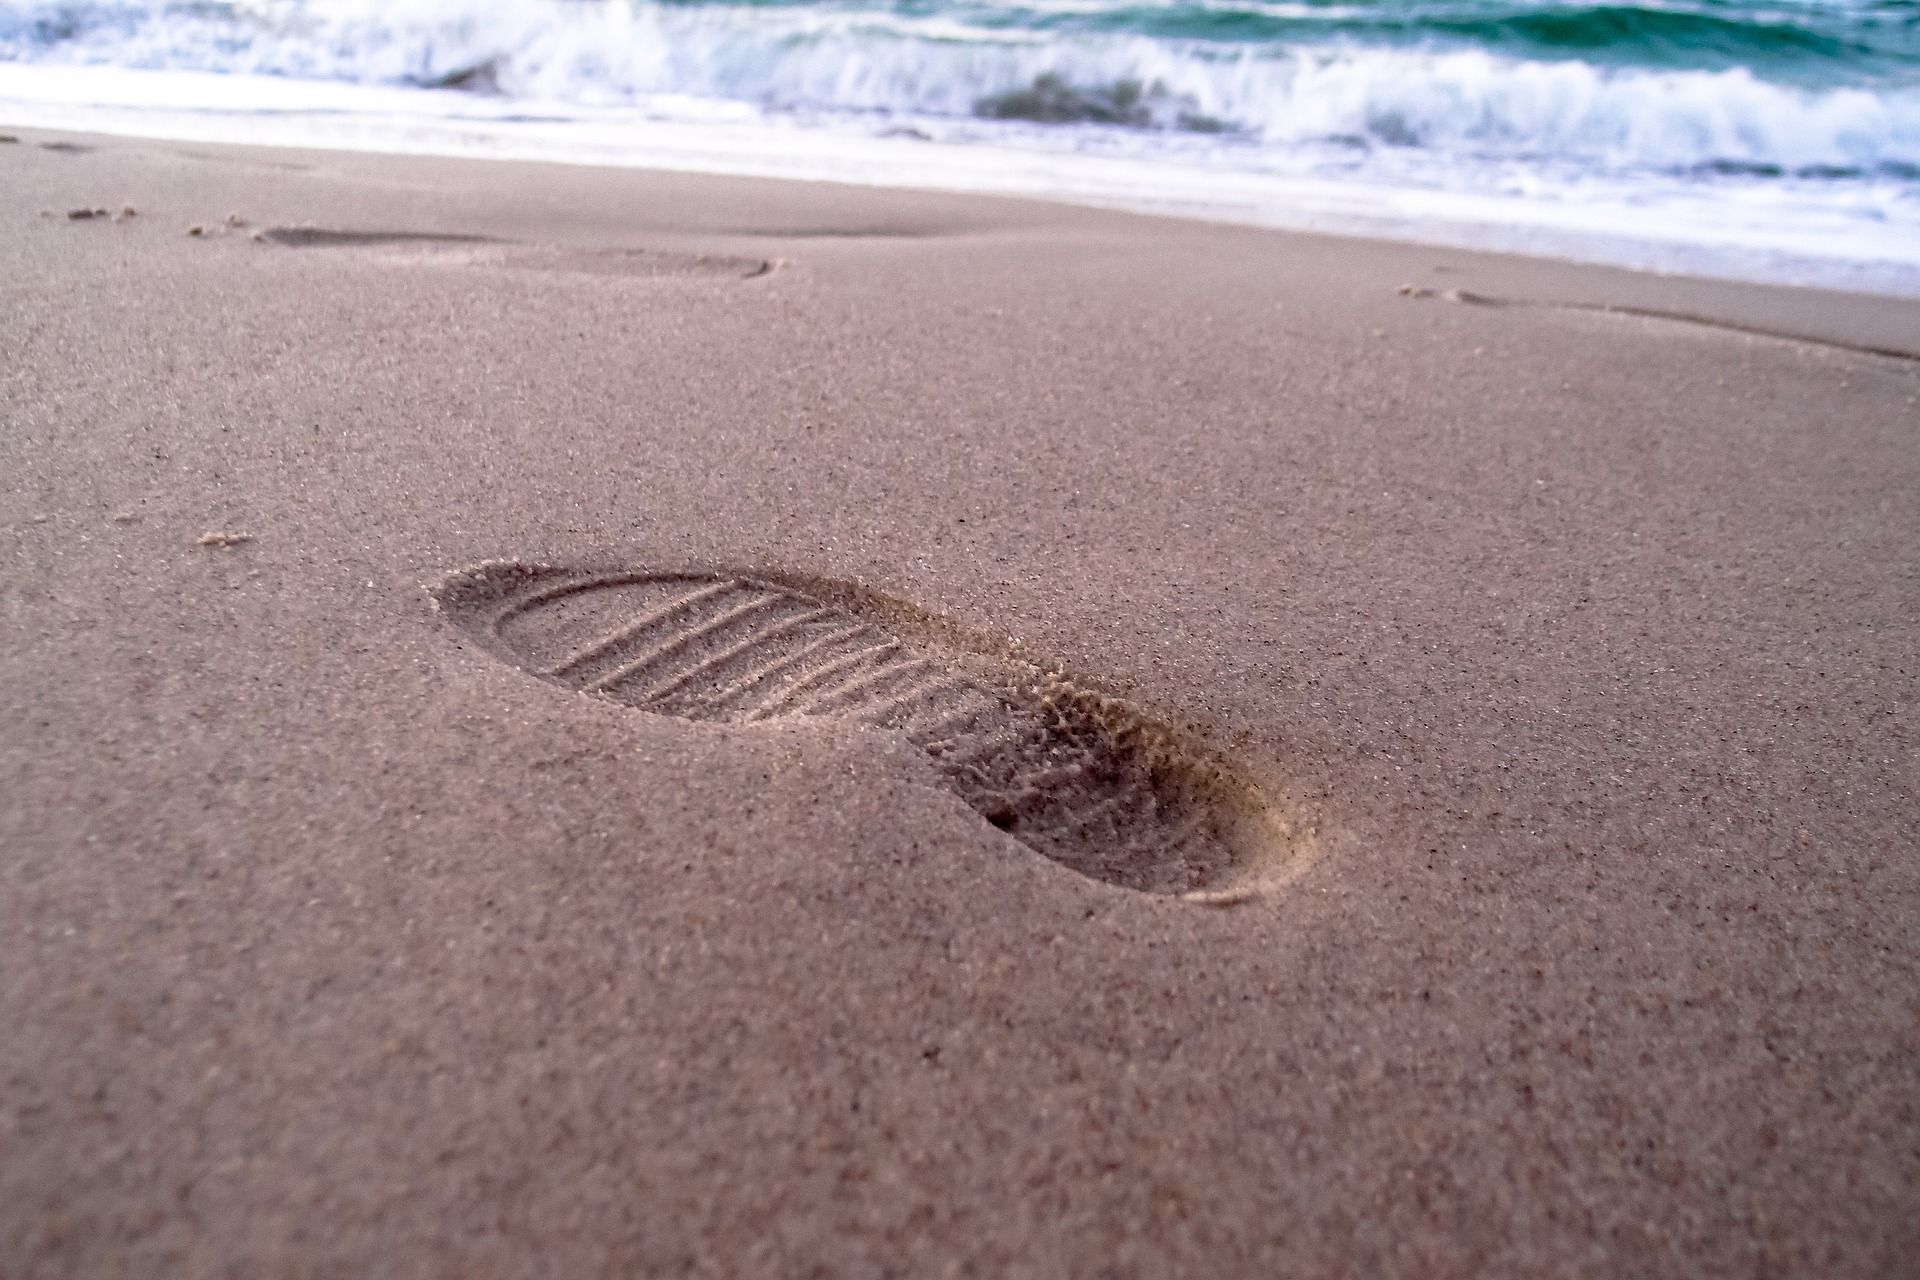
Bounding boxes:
[665,0,1920,84]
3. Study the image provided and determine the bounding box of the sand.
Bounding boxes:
[2,129,1916,1279]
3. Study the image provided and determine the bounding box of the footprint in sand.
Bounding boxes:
[433,564,1314,899]
[257,227,772,279]
[1399,283,1918,361]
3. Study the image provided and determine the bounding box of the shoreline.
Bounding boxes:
[5,66,1920,300]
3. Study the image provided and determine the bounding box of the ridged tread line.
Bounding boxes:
[545,579,740,678]
[583,591,786,694]
[704,621,876,714]
[745,639,902,722]
[638,605,838,708]
[803,655,945,720]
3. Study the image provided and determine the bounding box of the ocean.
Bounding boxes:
[3,0,1917,292]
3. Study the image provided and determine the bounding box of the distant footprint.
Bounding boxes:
[433,564,1313,899]
[259,227,771,278]
[1403,285,1918,362]
[174,148,313,172]
[726,226,936,240]
[259,228,489,250]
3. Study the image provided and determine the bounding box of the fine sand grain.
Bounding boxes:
[2,130,1916,1279]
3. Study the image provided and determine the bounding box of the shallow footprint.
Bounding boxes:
[433,563,1313,899]
[259,227,771,278]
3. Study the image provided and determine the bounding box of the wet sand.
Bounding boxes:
[2,130,1916,1278]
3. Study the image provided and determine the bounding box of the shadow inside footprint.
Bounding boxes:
[260,227,771,278]
[434,564,1313,899]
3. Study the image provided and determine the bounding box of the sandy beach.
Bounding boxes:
[2,130,1916,1277]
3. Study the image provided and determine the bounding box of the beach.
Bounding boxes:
[2,130,1917,1276]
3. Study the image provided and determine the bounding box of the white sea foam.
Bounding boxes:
[5,0,1917,172]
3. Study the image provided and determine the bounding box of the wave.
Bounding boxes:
[16,1,1915,73]
[3,0,1917,175]
[1006,2,1920,77]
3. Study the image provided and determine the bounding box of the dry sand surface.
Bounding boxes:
[2,130,1917,1278]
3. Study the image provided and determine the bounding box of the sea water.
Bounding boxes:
[2,0,1916,292]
